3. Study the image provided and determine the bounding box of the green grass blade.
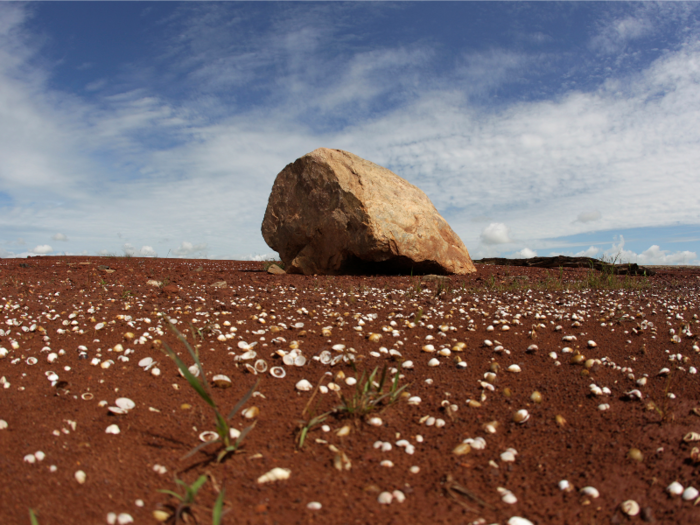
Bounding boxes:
[29,509,39,525]
[158,489,184,500]
[181,437,221,460]
[212,486,226,525]
[189,475,208,499]
[162,342,217,411]
[226,379,260,420]
[234,421,257,448]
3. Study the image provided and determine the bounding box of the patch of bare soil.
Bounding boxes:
[1,257,699,525]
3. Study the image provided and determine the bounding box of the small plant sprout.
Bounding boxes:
[162,317,259,463]
[158,475,209,524]
[296,377,333,448]
[29,509,39,525]
[336,365,408,418]
[414,307,424,324]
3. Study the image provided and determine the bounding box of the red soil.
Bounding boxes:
[1,256,699,525]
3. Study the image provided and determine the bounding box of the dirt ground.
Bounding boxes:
[1,256,699,525]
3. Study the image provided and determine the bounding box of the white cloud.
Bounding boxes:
[123,243,157,258]
[52,233,68,241]
[576,211,601,223]
[575,246,600,258]
[605,235,698,265]
[30,244,52,254]
[249,252,280,262]
[480,223,512,245]
[513,247,537,259]
[172,241,208,257]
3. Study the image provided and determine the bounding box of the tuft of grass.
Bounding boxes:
[296,377,333,448]
[414,307,424,324]
[162,317,258,463]
[335,365,408,418]
[159,475,208,524]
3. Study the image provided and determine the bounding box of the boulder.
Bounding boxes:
[261,148,476,275]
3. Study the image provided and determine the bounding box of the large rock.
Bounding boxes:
[261,148,476,275]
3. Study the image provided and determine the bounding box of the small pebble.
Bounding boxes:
[307,501,322,510]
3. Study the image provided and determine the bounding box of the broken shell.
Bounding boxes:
[138,357,154,368]
[212,374,232,388]
[683,432,700,442]
[257,467,291,484]
[336,425,351,437]
[242,406,260,419]
[580,486,600,498]
[452,442,471,456]
[75,470,86,484]
[152,510,170,522]
[483,420,499,434]
[513,409,530,424]
[367,417,383,427]
[282,354,295,366]
[307,502,322,510]
[254,359,268,373]
[377,492,393,505]
[530,391,542,403]
[422,344,435,353]
[500,449,517,462]
[179,364,200,378]
[507,518,534,525]
[296,379,313,392]
[682,486,699,501]
[427,358,440,367]
[105,424,120,434]
[199,430,219,442]
[498,487,517,504]
[270,366,286,379]
[620,500,640,516]
[507,364,521,373]
[294,355,306,367]
[115,398,135,411]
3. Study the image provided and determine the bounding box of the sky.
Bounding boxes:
[1,1,700,265]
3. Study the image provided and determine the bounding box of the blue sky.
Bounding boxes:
[1,2,699,265]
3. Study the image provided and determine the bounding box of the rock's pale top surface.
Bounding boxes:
[261,148,476,275]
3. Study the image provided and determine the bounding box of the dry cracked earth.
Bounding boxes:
[1,256,699,525]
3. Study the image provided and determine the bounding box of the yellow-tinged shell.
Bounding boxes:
[452,442,471,456]
[152,510,171,522]
[368,333,382,342]
[628,448,644,462]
